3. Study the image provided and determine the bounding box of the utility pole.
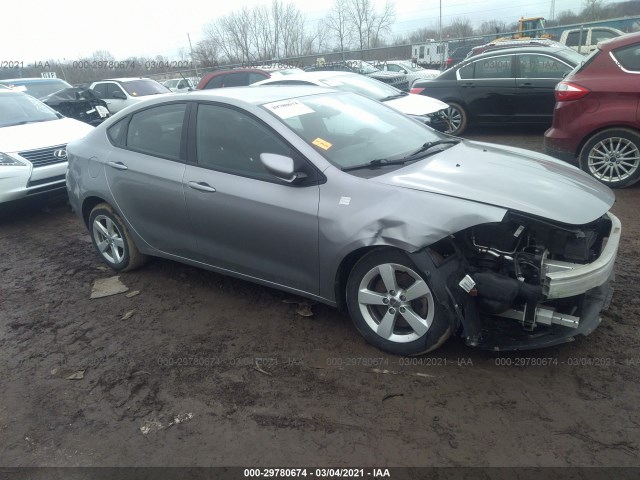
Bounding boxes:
[439,0,443,69]
[549,0,556,21]
[187,33,199,76]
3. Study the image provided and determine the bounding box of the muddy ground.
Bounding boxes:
[1,127,639,469]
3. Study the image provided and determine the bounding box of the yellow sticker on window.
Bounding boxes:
[312,138,333,150]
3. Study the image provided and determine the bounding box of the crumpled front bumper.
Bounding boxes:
[543,212,621,299]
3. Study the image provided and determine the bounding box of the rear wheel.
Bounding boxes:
[443,102,468,136]
[89,203,147,272]
[579,129,640,188]
[346,249,451,355]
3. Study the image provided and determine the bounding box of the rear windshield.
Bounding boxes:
[568,48,601,75]
[0,79,72,100]
[612,43,640,72]
[120,80,170,97]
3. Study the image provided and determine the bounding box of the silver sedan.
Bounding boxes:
[66,86,620,355]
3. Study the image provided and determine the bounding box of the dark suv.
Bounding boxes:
[544,32,640,188]
[304,60,409,92]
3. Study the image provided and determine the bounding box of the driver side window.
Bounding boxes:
[195,104,292,181]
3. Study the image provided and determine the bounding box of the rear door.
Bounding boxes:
[456,54,516,124]
[104,102,196,257]
[515,53,575,123]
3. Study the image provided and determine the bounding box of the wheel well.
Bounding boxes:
[576,125,640,158]
[334,246,405,311]
[81,196,107,228]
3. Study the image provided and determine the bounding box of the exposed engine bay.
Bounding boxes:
[425,212,617,348]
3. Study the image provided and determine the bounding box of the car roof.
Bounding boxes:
[258,71,355,83]
[171,85,336,105]
[467,45,574,60]
[0,77,69,84]
[597,31,640,52]
[98,77,155,82]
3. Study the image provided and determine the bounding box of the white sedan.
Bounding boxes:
[0,89,93,204]
[253,71,451,132]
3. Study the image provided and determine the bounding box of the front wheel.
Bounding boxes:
[346,249,451,355]
[443,102,468,136]
[579,128,640,188]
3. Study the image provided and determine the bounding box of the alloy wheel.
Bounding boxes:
[92,214,126,264]
[357,263,434,343]
[587,136,640,184]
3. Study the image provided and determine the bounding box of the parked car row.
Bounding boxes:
[63,85,620,355]
[2,33,635,356]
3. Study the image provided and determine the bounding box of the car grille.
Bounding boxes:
[18,144,67,168]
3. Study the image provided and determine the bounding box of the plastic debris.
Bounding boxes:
[125,290,141,298]
[121,310,136,321]
[90,276,128,299]
[66,370,85,380]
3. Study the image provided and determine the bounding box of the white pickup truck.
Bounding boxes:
[559,26,623,53]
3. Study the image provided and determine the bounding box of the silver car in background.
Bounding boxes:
[253,71,451,132]
[66,86,620,355]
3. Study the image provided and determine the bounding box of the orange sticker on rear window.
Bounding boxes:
[312,138,332,150]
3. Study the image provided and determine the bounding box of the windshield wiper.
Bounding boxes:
[342,157,414,172]
[342,139,460,172]
[401,139,460,160]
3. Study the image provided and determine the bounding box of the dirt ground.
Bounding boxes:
[1,127,639,469]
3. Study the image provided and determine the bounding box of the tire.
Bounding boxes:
[346,249,451,356]
[579,128,640,188]
[88,203,147,272]
[443,102,468,136]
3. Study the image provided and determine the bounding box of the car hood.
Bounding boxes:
[368,71,404,80]
[372,140,615,225]
[0,117,94,152]
[385,93,448,115]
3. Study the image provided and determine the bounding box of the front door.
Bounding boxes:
[183,103,320,294]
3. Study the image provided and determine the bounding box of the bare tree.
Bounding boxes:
[478,20,507,36]
[325,0,354,54]
[583,0,605,21]
[443,18,474,39]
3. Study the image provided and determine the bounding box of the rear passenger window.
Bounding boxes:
[613,44,640,72]
[474,56,513,79]
[126,104,186,160]
[107,118,128,146]
[458,62,474,79]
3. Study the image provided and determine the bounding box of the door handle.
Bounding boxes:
[188,181,216,193]
[518,82,534,88]
[108,161,128,170]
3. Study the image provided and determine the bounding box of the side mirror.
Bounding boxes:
[112,90,126,100]
[260,153,307,183]
[401,69,408,74]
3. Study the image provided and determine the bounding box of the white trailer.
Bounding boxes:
[411,40,448,67]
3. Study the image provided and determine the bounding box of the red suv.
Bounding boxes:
[544,32,640,188]
[196,67,302,90]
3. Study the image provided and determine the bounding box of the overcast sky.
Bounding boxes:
[2,0,586,61]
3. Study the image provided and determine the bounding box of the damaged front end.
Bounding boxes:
[411,211,621,351]
[42,87,110,126]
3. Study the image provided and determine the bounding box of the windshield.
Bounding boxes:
[0,79,72,100]
[317,74,401,101]
[120,79,171,96]
[261,92,444,170]
[0,91,59,127]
